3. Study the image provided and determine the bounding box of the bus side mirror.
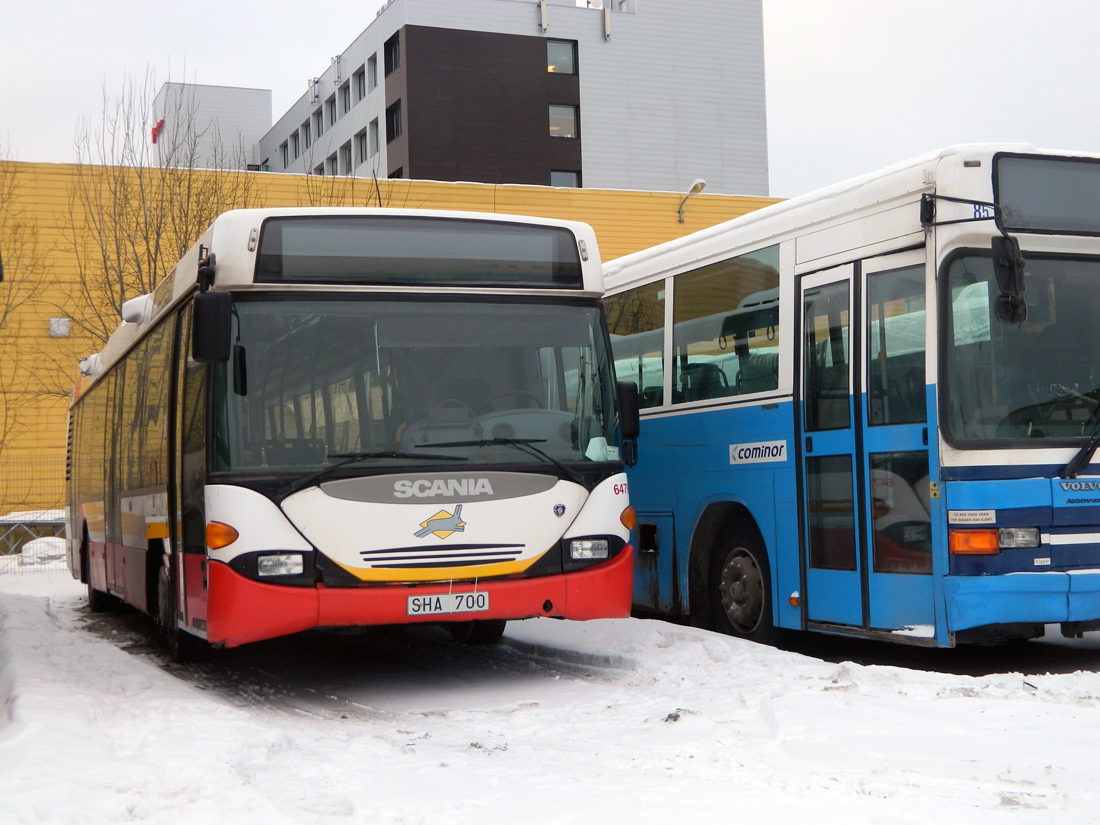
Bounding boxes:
[192,291,232,363]
[992,235,1027,324]
[617,380,640,467]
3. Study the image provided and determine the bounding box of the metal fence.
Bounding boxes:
[0,456,67,575]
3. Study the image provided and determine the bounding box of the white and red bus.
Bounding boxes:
[67,208,639,659]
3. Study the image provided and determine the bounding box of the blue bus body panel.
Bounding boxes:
[943,474,1100,631]
[627,400,800,629]
[627,386,1100,641]
[944,571,1100,630]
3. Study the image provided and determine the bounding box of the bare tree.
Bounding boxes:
[63,69,263,347]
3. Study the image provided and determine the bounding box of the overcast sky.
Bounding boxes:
[3,1,1099,197]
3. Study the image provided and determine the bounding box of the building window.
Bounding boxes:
[280,141,289,168]
[549,105,578,138]
[340,141,352,174]
[547,40,577,74]
[369,118,380,156]
[551,170,580,188]
[313,108,324,138]
[386,101,402,142]
[326,154,338,176]
[389,167,404,179]
[326,95,337,127]
[314,163,324,176]
[367,54,378,91]
[340,82,351,115]
[290,131,300,160]
[355,130,368,164]
[384,33,400,75]
[49,317,71,337]
[301,121,311,149]
[353,67,366,102]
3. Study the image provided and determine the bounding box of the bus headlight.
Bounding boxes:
[998,527,1041,549]
[570,539,609,560]
[257,553,305,576]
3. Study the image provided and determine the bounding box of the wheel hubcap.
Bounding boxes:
[719,549,763,633]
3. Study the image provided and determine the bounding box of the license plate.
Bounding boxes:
[407,591,490,616]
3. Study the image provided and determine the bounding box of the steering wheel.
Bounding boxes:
[998,391,1100,438]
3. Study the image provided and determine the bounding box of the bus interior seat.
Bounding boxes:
[737,352,779,394]
[810,364,850,429]
[678,362,729,402]
[640,385,664,407]
[869,358,915,423]
[263,438,327,465]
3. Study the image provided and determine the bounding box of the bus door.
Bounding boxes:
[799,253,934,633]
[172,304,209,633]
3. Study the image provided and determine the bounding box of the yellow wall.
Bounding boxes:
[0,160,779,510]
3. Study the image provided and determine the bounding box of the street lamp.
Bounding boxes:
[677,178,707,223]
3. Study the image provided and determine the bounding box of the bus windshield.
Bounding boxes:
[212,298,618,474]
[944,254,1100,444]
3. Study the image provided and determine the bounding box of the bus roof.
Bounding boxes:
[181,207,602,297]
[603,143,1098,290]
[82,208,604,382]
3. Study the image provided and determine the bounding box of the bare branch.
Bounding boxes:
[62,69,265,349]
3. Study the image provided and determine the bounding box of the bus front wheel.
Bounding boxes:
[449,619,507,644]
[709,524,776,644]
[157,562,208,663]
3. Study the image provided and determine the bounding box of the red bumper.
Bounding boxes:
[206,545,634,648]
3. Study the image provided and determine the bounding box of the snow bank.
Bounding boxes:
[1,572,1098,823]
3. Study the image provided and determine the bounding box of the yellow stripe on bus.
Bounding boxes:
[145,522,170,540]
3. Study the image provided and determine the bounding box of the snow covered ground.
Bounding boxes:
[2,571,1099,824]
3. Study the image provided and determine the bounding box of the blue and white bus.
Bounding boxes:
[605,145,1100,646]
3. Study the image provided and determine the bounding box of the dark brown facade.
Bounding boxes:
[384,25,581,185]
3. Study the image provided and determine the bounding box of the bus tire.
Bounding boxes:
[83,529,115,613]
[709,522,776,644]
[87,579,115,613]
[157,563,208,663]
[448,619,507,645]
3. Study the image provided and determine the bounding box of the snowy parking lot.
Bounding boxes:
[2,570,1100,824]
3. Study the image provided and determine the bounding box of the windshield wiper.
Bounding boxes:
[417,438,591,490]
[1059,389,1100,478]
[279,450,467,499]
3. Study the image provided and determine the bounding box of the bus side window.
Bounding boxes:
[672,246,780,404]
[605,281,665,409]
[867,265,926,426]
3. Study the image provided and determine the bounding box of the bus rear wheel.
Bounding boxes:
[86,579,115,613]
[709,524,776,644]
[82,532,115,613]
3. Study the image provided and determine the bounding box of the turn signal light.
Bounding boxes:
[949,528,999,555]
[620,506,637,531]
[206,521,240,550]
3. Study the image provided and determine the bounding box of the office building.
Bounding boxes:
[258,0,768,195]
